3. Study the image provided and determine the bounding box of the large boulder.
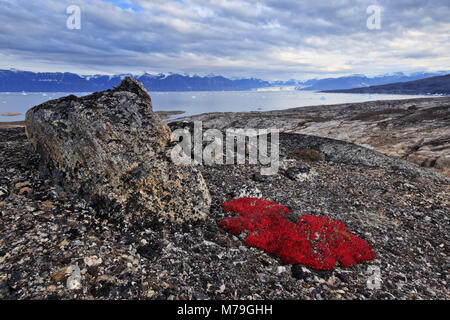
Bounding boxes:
[25,77,211,227]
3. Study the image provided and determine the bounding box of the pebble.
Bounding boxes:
[0,187,8,198]
[291,264,311,280]
[276,266,287,274]
[251,173,273,183]
[15,181,30,189]
[66,265,82,290]
[18,187,33,195]
[48,285,57,292]
[285,166,315,182]
[84,256,103,267]
[230,185,262,199]
[51,267,68,282]
[58,239,69,248]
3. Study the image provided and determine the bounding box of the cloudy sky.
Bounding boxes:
[0,0,449,80]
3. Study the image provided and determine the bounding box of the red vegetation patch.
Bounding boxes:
[219,198,376,270]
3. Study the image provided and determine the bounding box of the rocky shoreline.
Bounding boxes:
[171,97,450,177]
[0,81,449,300]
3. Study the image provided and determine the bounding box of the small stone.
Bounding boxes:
[192,291,209,300]
[313,269,333,281]
[137,241,162,261]
[40,200,56,209]
[230,185,262,199]
[413,211,424,217]
[15,181,30,189]
[218,284,226,293]
[292,264,310,280]
[97,275,115,283]
[403,183,416,190]
[84,256,103,267]
[51,267,68,282]
[7,272,22,290]
[0,187,8,199]
[66,265,82,290]
[0,253,10,265]
[48,285,57,292]
[276,266,287,274]
[58,239,69,248]
[18,187,33,195]
[285,166,316,182]
[146,290,156,298]
[316,277,326,284]
[327,275,337,286]
[251,173,273,183]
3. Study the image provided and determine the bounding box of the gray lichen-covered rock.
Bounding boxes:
[25,77,211,226]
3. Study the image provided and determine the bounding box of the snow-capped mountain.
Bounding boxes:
[0,69,447,92]
[0,70,271,92]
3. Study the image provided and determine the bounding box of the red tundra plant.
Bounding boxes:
[219,198,376,270]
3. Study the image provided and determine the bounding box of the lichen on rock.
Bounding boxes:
[25,77,211,227]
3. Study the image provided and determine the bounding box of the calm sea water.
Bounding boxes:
[0,90,428,122]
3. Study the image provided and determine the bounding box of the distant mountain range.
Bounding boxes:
[323,74,450,95]
[0,69,448,93]
[295,72,450,91]
[0,70,271,92]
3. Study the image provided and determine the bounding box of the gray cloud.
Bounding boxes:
[0,0,448,80]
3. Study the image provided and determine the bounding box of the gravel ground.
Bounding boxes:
[0,127,449,300]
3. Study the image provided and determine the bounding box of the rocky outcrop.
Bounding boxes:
[25,77,211,227]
